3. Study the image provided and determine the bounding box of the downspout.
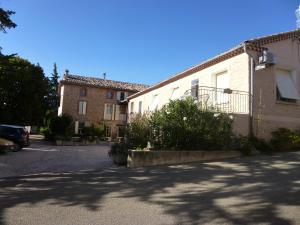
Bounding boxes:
[244,43,254,138]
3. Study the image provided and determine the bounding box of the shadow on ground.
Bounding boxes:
[0,152,300,225]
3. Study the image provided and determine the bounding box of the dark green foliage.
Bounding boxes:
[41,114,74,141]
[126,113,150,149]
[0,55,49,125]
[0,8,16,33]
[108,142,128,165]
[149,98,233,150]
[270,128,300,151]
[47,63,60,110]
[81,123,105,141]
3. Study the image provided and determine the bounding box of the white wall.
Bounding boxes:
[128,53,250,116]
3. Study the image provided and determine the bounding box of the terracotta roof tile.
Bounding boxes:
[61,74,149,92]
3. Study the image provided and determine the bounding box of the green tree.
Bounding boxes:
[0,8,16,33]
[0,55,49,125]
[47,63,60,110]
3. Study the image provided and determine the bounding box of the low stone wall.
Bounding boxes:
[127,150,242,168]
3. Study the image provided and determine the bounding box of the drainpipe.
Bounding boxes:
[244,43,254,138]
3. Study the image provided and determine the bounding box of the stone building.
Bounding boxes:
[58,73,148,139]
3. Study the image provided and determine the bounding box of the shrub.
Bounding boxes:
[41,114,74,141]
[81,123,105,141]
[148,97,233,150]
[108,142,128,165]
[126,113,150,149]
[270,128,300,151]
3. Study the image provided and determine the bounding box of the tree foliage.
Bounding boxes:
[0,55,49,125]
[47,63,60,110]
[0,8,17,33]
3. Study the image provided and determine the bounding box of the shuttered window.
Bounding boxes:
[79,101,87,115]
[276,69,300,101]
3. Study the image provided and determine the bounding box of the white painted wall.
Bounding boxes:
[128,53,250,116]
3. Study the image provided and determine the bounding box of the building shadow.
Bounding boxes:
[0,152,300,224]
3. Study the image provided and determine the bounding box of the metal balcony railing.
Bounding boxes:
[182,86,251,114]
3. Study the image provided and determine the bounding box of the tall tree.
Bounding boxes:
[0,55,49,125]
[47,63,60,110]
[0,8,17,33]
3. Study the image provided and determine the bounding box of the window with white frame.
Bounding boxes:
[150,94,159,111]
[138,101,142,114]
[130,102,134,113]
[170,87,180,100]
[191,79,199,98]
[78,101,87,115]
[117,91,128,101]
[276,69,300,103]
[216,72,229,104]
[104,104,114,120]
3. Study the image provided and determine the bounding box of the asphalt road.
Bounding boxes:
[0,137,113,178]
[1,150,300,225]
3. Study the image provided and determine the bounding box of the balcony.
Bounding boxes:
[182,86,251,114]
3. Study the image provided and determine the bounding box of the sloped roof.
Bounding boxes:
[61,74,149,92]
[128,29,300,100]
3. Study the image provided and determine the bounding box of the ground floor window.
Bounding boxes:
[105,125,111,137]
[117,126,126,138]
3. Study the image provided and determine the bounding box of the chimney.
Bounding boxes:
[64,69,69,79]
[103,72,106,80]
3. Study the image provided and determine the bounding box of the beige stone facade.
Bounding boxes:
[58,74,148,139]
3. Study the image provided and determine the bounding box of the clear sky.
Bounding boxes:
[0,0,299,85]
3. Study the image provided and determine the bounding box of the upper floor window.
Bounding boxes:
[138,101,142,114]
[79,101,87,115]
[191,79,199,98]
[80,88,87,97]
[106,91,114,99]
[130,102,134,113]
[170,87,180,100]
[150,94,159,111]
[276,69,300,103]
[117,91,128,101]
[119,105,127,114]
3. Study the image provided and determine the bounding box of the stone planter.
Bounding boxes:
[127,150,242,168]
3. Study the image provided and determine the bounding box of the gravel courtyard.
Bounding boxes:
[0,137,113,178]
[1,150,300,225]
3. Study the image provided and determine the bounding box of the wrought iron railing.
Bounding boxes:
[182,86,251,114]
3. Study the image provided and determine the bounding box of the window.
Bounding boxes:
[117,91,128,101]
[138,101,142,114]
[150,94,159,111]
[119,105,127,114]
[79,101,87,115]
[106,91,114,99]
[117,126,126,138]
[106,104,113,114]
[130,102,134,113]
[170,87,180,100]
[105,125,111,137]
[80,88,87,97]
[216,72,229,104]
[191,79,199,98]
[276,69,300,103]
[104,104,114,120]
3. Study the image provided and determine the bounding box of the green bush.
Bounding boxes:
[270,128,300,151]
[126,113,150,149]
[41,114,74,141]
[81,123,105,141]
[108,142,128,165]
[149,97,233,150]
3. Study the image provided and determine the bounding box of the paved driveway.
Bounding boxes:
[0,137,113,178]
[1,151,300,225]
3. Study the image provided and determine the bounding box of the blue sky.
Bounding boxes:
[0,0,299,85]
